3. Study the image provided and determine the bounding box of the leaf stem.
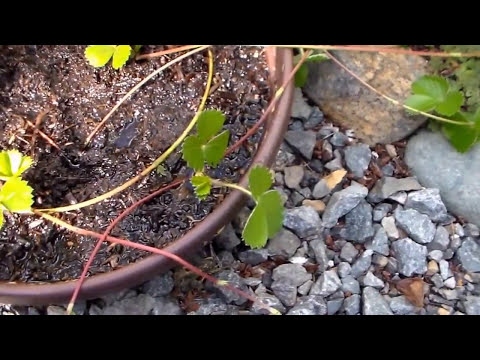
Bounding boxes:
[211,179,253,198]
[35,48,215,213]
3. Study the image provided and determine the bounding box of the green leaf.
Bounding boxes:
[203,130,230,168]
[133,45,143,53]
[404,94,438,113]
[85,45,116,68]
[112,45,132,70]
[191,175,212,200]
[442,113,478,153]
[258,190,284,238]
[242,203,268,249]
[0,177,34,213]
[0,210,3,229]
[305,53,329,63]
[295,64,309,88]
[412,75,448,102]
[156,165,167,176]
[182,136,204,171]
[0,150,33,180]
[472,108,480,131]
[436,91,464,116]
[248,165,273,201]
[197,110,226,142]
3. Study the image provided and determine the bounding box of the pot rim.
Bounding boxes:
[0,47,294,306]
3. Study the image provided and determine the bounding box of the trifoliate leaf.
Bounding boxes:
[242,202,268,249]
[0,177,34,213]
[203,130,230,168]
[436,91,464,116]
[191,176,212,200]
[182,135,204,171]
[0,150,33,180]
[242,189,284,249]
[248,165,273,201]
[295,63,309,88]
[442,113,478,153]
[197,110,226,142]
[0,210,3,229]
[404,94,438,113]
[112,45,132,70]
[412,75,449,101]
[258,190,284,238]
[85,45,116,68]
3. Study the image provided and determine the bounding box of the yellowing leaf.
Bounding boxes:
[0,210,3,229]
[85,45,116,68]
[324,169,347,189]
[0,177,34,213]
[112,45,132,70]
[0,150,33,180]
[191,176,211,200]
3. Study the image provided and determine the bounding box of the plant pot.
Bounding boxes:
[0,47,294,306]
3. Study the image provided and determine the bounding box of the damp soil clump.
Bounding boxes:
[0,45,271,282]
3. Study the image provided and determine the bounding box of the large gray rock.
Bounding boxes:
[285,130,317,160]
[394,208,436,245]
[267,228,301,258]
[368,177,422,203]
[342,294,361,315]
[310,270,342,297]
[322,182,369,228]
[406,130,480,227]
[344,144,372,179]
[405,188,448,222]
[271,280,297,307]
[303,50,428,145]
[272,264,312,287]
[287,295,327,315]
[284,206,323,238]
[392,238,428,277]
[457,238,480,273]
[342,199,375,243]
[350,250,373,278]
[389,296,420,315]
[363,287,393,315]
[141,272,175,297]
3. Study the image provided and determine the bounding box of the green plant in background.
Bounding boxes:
[183,110,285,248]
[85,45,142,70]
[294,51,329,88]
[0,150,34,229]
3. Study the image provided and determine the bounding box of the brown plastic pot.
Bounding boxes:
[0,47,294,306]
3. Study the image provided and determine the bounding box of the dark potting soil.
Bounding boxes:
[0,45,271,282]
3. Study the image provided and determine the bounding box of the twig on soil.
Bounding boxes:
[30,110,49,156]
[25,118,62,151]
[34,211,280,315]
[84,45,211,146]
[65,178,186,315]
[225,49,311,156]
[324,50,473,127]
[36,49,215,213]
[136,45,205,61]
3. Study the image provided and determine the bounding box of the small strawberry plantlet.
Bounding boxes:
[405,75,480,153]
[294,50,329,88]
[0,150,34,229]
[85,45,141,70]
[183,110,285,248]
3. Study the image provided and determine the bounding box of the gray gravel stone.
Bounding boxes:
[405,130,480,227]
[322,182,368,228]
[291,88,312,120]
[342,294,361,315]
[439,260,452,280]
[251,294,287,315]
[152,297,183,315]
[217,251,235,267]
[382,216,400,239]
[405,188,448,222]
[431,274,444,288]
[362,271,385,289]
[341,275,361,294]
[47,306,66,316]
[428,250,444,262]
[382,163,395,176]
[338,262,352,278]
[350,250,373,278]
[284,206,323,238]
[102,294,157,315]
[392,238,428,276]
[310,270,342,297]
[368,177,422,203]
[443,277,456,289]
[267,229,301,258]
[330,132,350,147]
[363,287,393,315]
[340,242,359,263]
[389,191,408,205]
[285,130,316,160]
[457,237,480,273]
[389,296,419,315]
[344,144,371,178]
[272,264,312,287]
[310,239,329,272]
[373,203,393,222]
[214,223,241,250]
[141,272,175,298]
[309,159,324,173]
[304,107,324,130]
[212,270,248,305]
[428,226,450,251]
[369,227,390,256]
[287,295,327,315]
[325,156,344,172]
[327,298,344,315]
[313,179,331,199]
[271,280,297,307]
[464,223,480,238]
[464,296,480,315]
[343,200,375,243]
[238,249,269,265]
[394,208,436,244]
[298,280,314,296]
[284,166,305,189]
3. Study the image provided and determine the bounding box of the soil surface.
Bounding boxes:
[0,45,271,282]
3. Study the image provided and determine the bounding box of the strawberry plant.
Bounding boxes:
[0,150,34,229]
[85,45,142,70]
